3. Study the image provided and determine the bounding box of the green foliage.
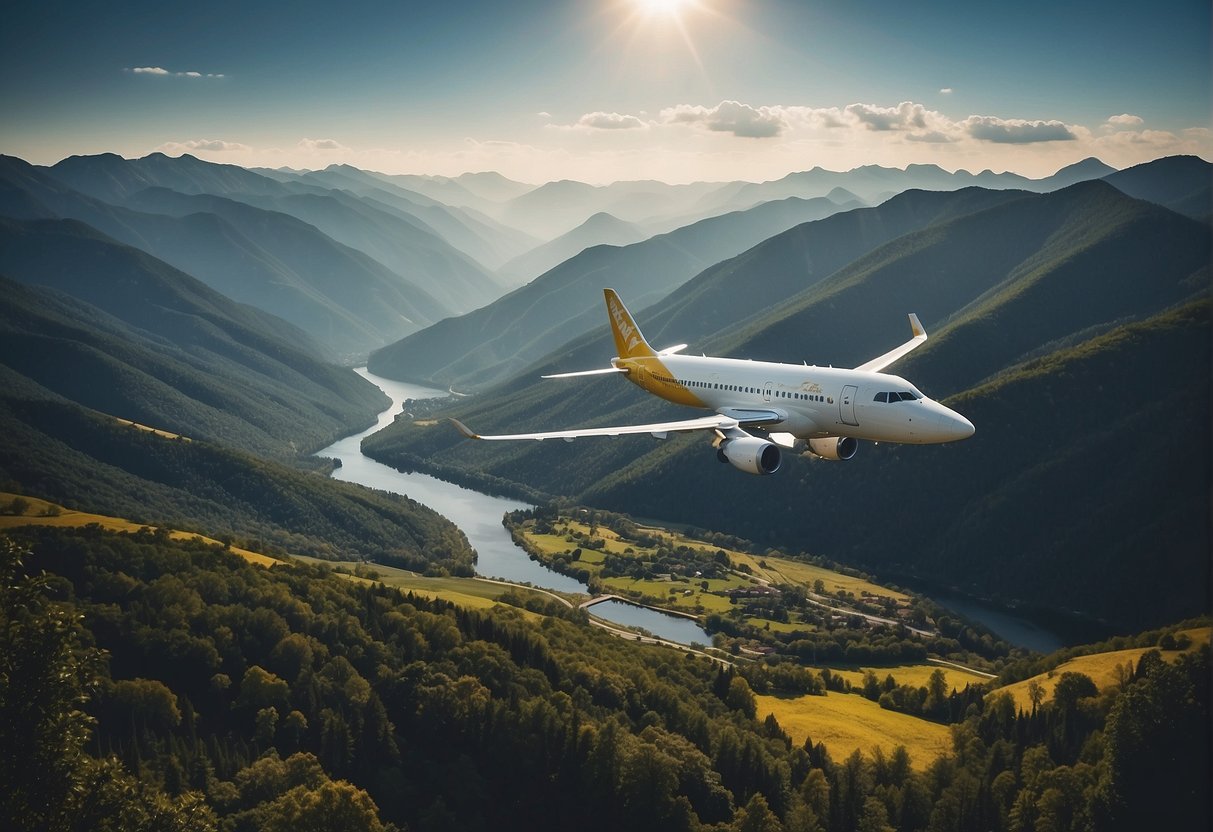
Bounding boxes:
[0,386,473,571]
[0,537,216,831]
[6,525,1208,832]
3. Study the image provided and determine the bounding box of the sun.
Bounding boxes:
[634,0,699,20]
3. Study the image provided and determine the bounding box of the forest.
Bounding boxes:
[3,524,1207,832]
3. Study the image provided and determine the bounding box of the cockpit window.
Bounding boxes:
[875,390,924,403]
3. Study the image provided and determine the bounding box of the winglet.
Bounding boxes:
[853,313,929,373]
[604,288,656,359]
[449,418,481,440]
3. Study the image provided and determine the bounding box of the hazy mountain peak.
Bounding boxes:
[826,186,862,204]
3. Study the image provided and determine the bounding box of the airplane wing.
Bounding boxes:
[853,313,927,373]
[451,413,748,442]
[541,367,627,379]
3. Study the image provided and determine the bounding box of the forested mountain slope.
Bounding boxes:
[0,275,382,458]
[5,524,1208,831]
[364,182,1210,631]
[0,366,471,570]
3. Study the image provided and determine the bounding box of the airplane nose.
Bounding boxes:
[940,409,974,440]
[922,401,974,441]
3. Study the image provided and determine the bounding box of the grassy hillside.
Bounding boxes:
[0,490,280,567]
[0,365,472,572]
[756,691,953,768]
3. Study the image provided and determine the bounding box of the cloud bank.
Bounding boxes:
[157,139,250,153]
[576,112,647,130]
[962,116,1076,144]
[661,101,787,138]
[128,66,225,79]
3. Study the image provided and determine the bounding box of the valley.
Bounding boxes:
[1,149,1208,832]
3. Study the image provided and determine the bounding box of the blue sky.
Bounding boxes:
[2,0,1209,182]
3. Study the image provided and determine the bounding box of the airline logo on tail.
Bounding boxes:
[605,289,654,358]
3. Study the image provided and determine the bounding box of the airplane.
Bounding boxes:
[451,288,974,475]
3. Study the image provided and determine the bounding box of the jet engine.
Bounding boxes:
[805,436,858,461]
[716,436,782,475]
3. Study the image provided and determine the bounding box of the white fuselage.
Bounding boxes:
[628,353,974,444]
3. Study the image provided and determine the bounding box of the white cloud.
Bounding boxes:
[298,137,349,151]
[1104,113,1144,129]
[940,87,953,94]
[905,130,956,144]
[157,139,250,153]
[963,116,1076,143]
[846,101,931,132]
[661,100,787,138]
[575,111,647,130]
[127,66,224,78]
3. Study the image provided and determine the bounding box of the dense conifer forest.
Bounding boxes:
[3,525,1207,831]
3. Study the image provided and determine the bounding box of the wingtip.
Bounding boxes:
[448,418,480,440]
[908,313,926,338]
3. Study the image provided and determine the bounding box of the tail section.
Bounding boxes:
[604,288,655,359]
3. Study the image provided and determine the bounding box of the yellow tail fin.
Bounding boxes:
[604,289,655,358]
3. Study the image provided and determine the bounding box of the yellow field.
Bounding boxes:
[289,555,559,616]
[757,691,952,768]
[831,662,992,691]
[520,516,907,635]
[0,494,564,618]
[997,627,1211,711]
[622,521,909,603]
[0,493,278,567]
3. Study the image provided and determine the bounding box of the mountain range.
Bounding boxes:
[362,158,1212,632]
[367,194,862,389]
[0,148,1208,633]
[364,157,1195,393]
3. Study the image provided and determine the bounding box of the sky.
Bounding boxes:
[2,0,1209,184]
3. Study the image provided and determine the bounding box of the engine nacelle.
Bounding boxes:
[805,436,858,461]
[716,436,782,475]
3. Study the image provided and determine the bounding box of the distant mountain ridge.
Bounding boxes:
[496,211,651,286]
[0,156,451,360]
[367,195,856,389]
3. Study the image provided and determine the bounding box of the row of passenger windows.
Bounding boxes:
[667,376,827,402]
[874,391,922,403]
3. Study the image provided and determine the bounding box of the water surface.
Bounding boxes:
[317,369,697,632]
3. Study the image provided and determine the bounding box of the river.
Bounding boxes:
[320,369,1073,654]
[316,368,711,644]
